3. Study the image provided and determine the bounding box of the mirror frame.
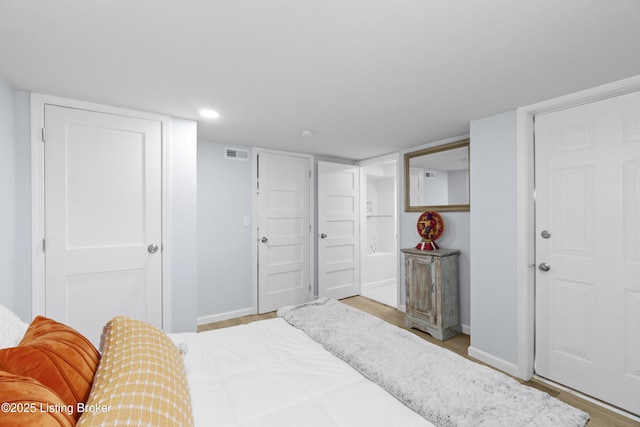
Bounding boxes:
[404,138,470,212]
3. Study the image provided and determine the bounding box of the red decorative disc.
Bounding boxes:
[416,211,444,242]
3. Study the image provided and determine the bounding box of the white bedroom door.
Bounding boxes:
[257,152,311,313]
[317,161,360,300]
[535,90,640,416]
[44,104,163,345]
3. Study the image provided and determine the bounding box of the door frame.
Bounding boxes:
[251,148,315,313]
[30,93,173,329]
[514,75,640,381]
[356,153,400,308]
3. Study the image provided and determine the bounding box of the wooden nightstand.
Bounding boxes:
[401,248,461,341]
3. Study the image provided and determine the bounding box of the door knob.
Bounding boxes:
[261,237,268,243]
[147,244,159,254]
[541,230,551,239]
[320,233,327,239]
[538,262,551,272]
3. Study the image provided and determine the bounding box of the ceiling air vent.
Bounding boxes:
[225,147,249,161]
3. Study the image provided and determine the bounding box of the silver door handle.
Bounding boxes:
[320,233,327,239]
[261,237,268,243]
[148,244,159,254]
[538,262,551,272]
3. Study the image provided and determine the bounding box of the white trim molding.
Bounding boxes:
[30,94,46,319]
[514,109,536,380]
[197,306,256,326]
[468,346,520,378]
[515,74,640,380]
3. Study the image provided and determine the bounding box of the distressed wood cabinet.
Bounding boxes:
[401,248,461,340]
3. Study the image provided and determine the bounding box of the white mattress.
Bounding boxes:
[170,318,433,427]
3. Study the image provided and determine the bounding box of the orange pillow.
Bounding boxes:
[0,370,75,427]
[0,316,100,420]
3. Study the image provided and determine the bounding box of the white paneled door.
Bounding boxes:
[44,105,163,345]
[317,162,360,300]
[257,152,311,313]
[535,90,640,416]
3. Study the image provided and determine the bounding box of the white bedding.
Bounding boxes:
[0,303,28,348]
[170,318,433,427]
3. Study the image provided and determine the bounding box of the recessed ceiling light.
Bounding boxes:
[199,109,220,119]
[301,130,313,137]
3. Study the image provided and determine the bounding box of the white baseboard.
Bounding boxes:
[362,279,396,289]
[197,306,255,326]
[468,346,520,377]
[461,323,471,335]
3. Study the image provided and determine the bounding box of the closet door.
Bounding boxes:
[44,104,163,345]
[317,161,360,300]
[535,90,640,415]
[257,151,311,313]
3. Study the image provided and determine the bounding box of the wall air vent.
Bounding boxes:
[225,147,249,161]
[425,171,436,179]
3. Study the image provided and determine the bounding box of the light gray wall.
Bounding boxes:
[168,118,198,332]
[12,90,31,322]
[469,110,518,365]
[400,136,471,329]
[0,80,30,322]
[197,141,254,318]
[0,77,17,314]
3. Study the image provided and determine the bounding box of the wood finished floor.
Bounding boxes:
[198,296,639,427]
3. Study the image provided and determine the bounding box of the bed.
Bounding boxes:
[167,316,431,427]
[0,300,589,427]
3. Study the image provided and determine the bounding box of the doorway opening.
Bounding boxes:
[359,156,398,308]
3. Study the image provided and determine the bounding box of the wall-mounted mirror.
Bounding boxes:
[404,139,470,212]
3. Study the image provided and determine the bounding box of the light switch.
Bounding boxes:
[243,216,251,226]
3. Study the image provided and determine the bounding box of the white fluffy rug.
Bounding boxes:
[278,298,589,427]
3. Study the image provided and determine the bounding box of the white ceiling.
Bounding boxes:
[1,0,639,160]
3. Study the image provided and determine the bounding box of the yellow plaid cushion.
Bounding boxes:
[77,317,194,427]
